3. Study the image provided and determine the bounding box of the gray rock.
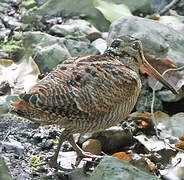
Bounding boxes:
[22,0,110,31]
[0,98,9,115]
[1,15,24,30]
[0,139,24,155]
[79,126,132,154]
[2,0,20,5]
[158,15,184,34]
[0,29,11,43]
[64,39,99,57]
[0,19,5,29]
[0,51,9,59]
[90,156,160,180]
[170,113,184,137]
[136,89,163,112]
[23,31,99,73]
[33,132,44,143]
[35,43,70,73]
[91,38,107,54]
[0,3,11,13]
[160,166,184,180]
[108,16,184,65]
[0,95,18,116]
[40,168,89,180]
[49,19,101,38]
[41,139,53,150]
[0,157,12,180]
[149,0,168,12]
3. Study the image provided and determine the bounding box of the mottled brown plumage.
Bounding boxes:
[11,35,177,170]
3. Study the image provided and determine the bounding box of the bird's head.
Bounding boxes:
[106,35,178,94]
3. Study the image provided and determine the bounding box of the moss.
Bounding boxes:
[2,44,23,53]
[22,0,37,10]
[0,35,4,41]
[2,33,23,53]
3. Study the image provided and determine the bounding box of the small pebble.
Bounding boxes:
[82,139,102,155]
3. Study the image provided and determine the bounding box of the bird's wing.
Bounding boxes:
[17,55,141,119]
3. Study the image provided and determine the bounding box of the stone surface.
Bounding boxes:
[136,88,163,112]
[91,38,107,54]
[170,113,184,137]
[49,19,101,38]
[0,95,18,116]
[0,3,11,13]
[0,157,12,180]
[79,126,133,154]
[0,139,24,155]
[108,16,184,65]
[82,139,102,155]
[35,43,70,73]
[159,15,184,34]
[22,0,110,31]
[89,156,160,180]
[1,15,24,30]
[23,31,99,73]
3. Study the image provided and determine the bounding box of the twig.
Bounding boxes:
[159,0,181,15]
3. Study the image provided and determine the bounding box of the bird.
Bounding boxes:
[10,35,177,170]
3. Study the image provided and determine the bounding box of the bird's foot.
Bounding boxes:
[78,151,103,159]
[75,150,103,167]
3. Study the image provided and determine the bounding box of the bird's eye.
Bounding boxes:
[132,42,139,51]
[111,40,120,48]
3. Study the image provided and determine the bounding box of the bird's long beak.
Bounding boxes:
[140,52,178,95]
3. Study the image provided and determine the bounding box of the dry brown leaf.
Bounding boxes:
[112,152,132,162]
[179,136,184,141]
[0,57,40,94]
[175,141,184,150]
[141,53,184,100]
[128,112,154,132]
[141,54,178,90]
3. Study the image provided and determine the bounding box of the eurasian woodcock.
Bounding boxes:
[10,35,177,170]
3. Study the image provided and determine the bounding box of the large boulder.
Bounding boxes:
[23,31,99,73]
[90,156,160,180]
[108,16,184,65]
[22,0,110,31]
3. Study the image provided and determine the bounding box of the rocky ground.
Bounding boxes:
[0,0,184,179]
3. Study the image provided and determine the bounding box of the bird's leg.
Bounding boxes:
[68,135,102,166]
[47,130,72,171]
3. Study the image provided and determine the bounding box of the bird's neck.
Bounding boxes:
[104,49,140,74]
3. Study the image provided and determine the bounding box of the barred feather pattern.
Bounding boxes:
[12,54,141,134]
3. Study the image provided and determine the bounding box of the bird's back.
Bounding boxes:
[12,54,141,133]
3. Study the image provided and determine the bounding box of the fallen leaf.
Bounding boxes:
[128,112,154,134]
[0,56,40,94]
[141,54,178,90]
[112,152,132,162]
[92,0,132,22]
[175,141,184,150]
[179,136,184,141]
[141,54,184,100]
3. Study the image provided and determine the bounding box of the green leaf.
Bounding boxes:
[92,0,132,22]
